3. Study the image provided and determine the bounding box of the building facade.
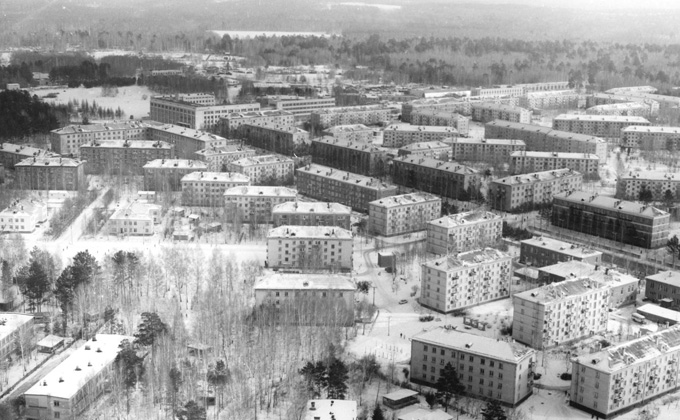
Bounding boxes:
[398,141,452,161]
[0,314,35,362]
[219,110,295,136]
[180,171,250,206]
[241,124,309,156]
[391,156,481,200]
[310,137,388,177]
[552,114,650,141]
[311,105,391,128]
[645,271,680,310]
[452,138,526,163]
[194,145,257,172]
[49,122,148,156]
[0,199,48,233]
[471,103,531,124]
[272,97,336,118]
[146,124,231,159]
[266,225,353,271]
[108,202,161,236]
[368,193,441,236]
[224,186,297,223]
[321,124,374,143]
[15,157,86,191]
[79,140,172,175]
[426,211,503,255]
[383,125,458,148]
[226,154,294,185]
[488,168,583,212]
[587,92,660,117]
[519,90,581,110]
[616,171,680,201]
[585,102,651,117]
[409,111,470,137]
[510,151,599,176]
[149,95,260,130]
[142,159,208,191]
[519,236,603,267]
[0,143,58,170]
[272,202,351,230]
[621,126,680,152]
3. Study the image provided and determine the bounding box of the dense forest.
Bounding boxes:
[0,90,68,140]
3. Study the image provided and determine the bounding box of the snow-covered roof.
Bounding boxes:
[413,328,535,362]
[254,274,354,291]
[0,313,33,343]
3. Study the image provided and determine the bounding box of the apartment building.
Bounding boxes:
[410,328,536,407]
[194,145,257,172]
[484,121,608,161]
[224,186,297,223]
[142,159,208,191]
[519,236,603,267]
[471,103,531,124]
[50,121,148,155]
[311,105,391,128]
[322,124,374,143]
[15,157,86,191]
[24,334,133,420]
[219,110,295,135]
[271,97,337,118]
[519,90,581,110]
[488,168,583,212]
[310,137,388,177]
[108,202,161,236]
[0,314,35,362]
[569,325,680,419]
[551,191,670,249]
[552,114,650,140]
[605,85,657,95]
[621,126,680,151]
[616,171,680,201]
[266,225,353,271]
[403,97,520,122]
[0,143,58,169]
[296,164,398,212]
[586,93,660,117]
[241,124,309,156]
[510,151,599,175]
[391,156,481,200]
[149,95,260,130]
[426,211,503,255]
[79,140,172,175]
[383,125,458,148]
[272,201,352,229]
[645,271,680,310]
[146,123,232,159]
[513,277,610,349]
[452,138,526,162]
[181,171,250,206]
[226,154,294,185]
[420,248,513,313]
[368,193,441,236]
[173,93,217,105]
[585,102,651,117]
[0,198,48,233]
[398,141,452,161]
[471,85,525,98]
[409,111,470,136]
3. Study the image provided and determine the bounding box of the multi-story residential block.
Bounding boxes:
[321,124,374,143]
[410,328,537,407]
[142,159,208,191]
[241,124,309,156]
[569,325,680,419]
[194,145,257,172]
[79,140,172,175]
[551,191,670,249]
[471,85,526,98]
[310,137,388,177]
[146,123,232,159]
[605,85,658,95]
[484,121,608,161]
[0,143,58,169]
[398,141,452,161]
[621,126,680,151]
[368,193,441,236]
[181,171,250,206]
[536,260,638,308]
[149,95,260,130]
[452,138,526,162]
[616,170,680,201]
[271,97,337,118]
[510,151,599,176]
[296,164,398,212]
[172,93,217,105]
[645,271,680,310]
[513,277,610,349]
[519,236,603,267]
[471,103,531,124]
[587,92,660,117]
[0,313,35,361]
[488,168,583,212]
[585,102,651,117]
[272,201,352,230]
[519,90,581,110]
[24,334,133,420]
[402,97,520,122]
[266,225,353,271]
[552,114,650,141]
[108,201,161,236]
[254,273,355,325]
[391,156,481,200]
[224,186,297,223]
[226,154,294,185]
[426,211,503,255]
[0,199,48,233]
[15,157,86,191]
[219,110,295,136]
[383,125,458,148]
[420,248,513,313]
[311,105,391,128]
[49,122,148,155]
[409,111,470,137]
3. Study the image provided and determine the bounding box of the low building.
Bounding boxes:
[310,137,388,177]
[224,186,297,223]
[551,191,671,249]
[409,111,470,136]
[452,138,526,163]
[616,170,680,201]
[519,236,603,267]
[15,157,86,191]
[420,248,513,313]
[310,104,390,128]
[23,334,133,420]
[226,154,294,185]
[193,144,257,172]
[303,399,357,420]
[410,328,536,407]
[322,124,375,143]
[510,151,599,176]
[79,139,172,175]
[272,201,352,229]
[0,313,35,362]
[513,277,610,349]
[219,110,295,136]
[108,202,161,236]
[569,325,680,419]
[241,124,309,156]
[398,408,452,420]
[471,103,531,124]
[552,114,650,140]
[142,159,208,191]
[398,141,452,161]
[636,304,680,325]
[391,156,481,201]
[621,126,680,152]
[0,198,48,233]
[266,225,353,271]
[383,125,458,148]
[181,171,250,206]
[296,164,398,212]
[382,389,419,410]
[426,211,503,255]
[368,193,441,236]
[0,143,58,170]
[645,271,680,311]
[488,168,583,212]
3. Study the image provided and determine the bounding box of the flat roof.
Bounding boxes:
[181,171,250,182]
[454,138,526,146]
[267,225,352,239]
[80,140,172,150]
[646,271,680,288]
[398,408,452,420]
[493,168,581,186]
[637,304,680,323]
[51,121,146,134]
[304,399,357,420]
[393,156,478,175]
[222,110,293,119]
[472,102,528,112]
[622,126,680,134]
[383,389,419,401]
[224,186,297,197]
[24,334,133,400]
[515,277,607,304]
[553,191,669,219]
[195,145,255,156]
[312,137,386,152]
[538,261,638,287]
[0,313,33,342]
[313,105,389,114]
[399,141,452,151]
[242,123,308,134]
[422,248,510,271]
[510,151,599,160]
[428,211,501,228]
[587,102,648,110]
[148,124,229,142]
[413,328,534,362]
[553,114,649,123]
[296,164,398,190]
[229,154,294,166]
[1,198,46,217]
[410,110,465,119]
[254,273,355,291]
[485,121,606,144]
[110,202,160,221]
[143,159,208,170]
[369,193,440,208]
[384,124,458,134]
[521,236,602,258]
[0,143,58,159]
[323,124,372,133]
[619,170,680,181]
[15,157,84,168]
[272,201,351,215]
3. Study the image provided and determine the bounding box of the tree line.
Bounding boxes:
[0,90,68,139]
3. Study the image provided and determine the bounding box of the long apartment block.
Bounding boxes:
[15,157,86,191]
[552,114,650,140]
[266,225,353,272]
[402,96,520,122]
[224,186,297,223]
[150,95,260,130]
[0,143,58,170]
[471,103,531,124]
[409,111,470,136]
[49,121,148,155]
[142,159,208,191]
[219,110,295,136]
[194,145,257,172]
[368,193,441,236]
[585,102,651,117]
[510,151,599,176]
[180,171,250,206]
[519,236,603,268]
[621,126,680,151]
[488,168,583,212]
[226,154,294,185]
[322,124,375,143]
[79,140,172,175]
[310,137,388,177]
[391,156,481,200]
[426,211,503,255]
[272,201,352,230]
[519,90,581,110]
[616,170,680,201]
[241,124,309,156]
[383,124,458,148]
[398,141,452,161]
[310,105,391,128]
[452,138,526,162]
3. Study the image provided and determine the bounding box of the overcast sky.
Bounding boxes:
[447,0,680,9]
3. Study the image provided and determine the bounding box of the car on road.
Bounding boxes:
[398,299,408,304]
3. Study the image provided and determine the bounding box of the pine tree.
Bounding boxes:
[435,362,465,412]
[372,404,386,420]
[482,399,507,420]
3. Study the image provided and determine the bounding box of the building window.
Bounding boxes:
[53,402,60,407]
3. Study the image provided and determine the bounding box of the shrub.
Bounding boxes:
[560,373,572,380]
[419,315,434,322]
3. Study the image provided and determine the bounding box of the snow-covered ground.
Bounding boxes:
[33,85,153,120]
